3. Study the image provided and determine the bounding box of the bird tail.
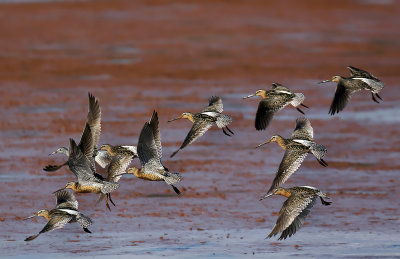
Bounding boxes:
[310,143,327,160]
[163,172,182,185]
[216,114,232,128]
[76,213,93,229]
[369,80,384,93]
[100,182,119,194]
[290,93,305,107]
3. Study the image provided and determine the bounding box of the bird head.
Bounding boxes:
[243,89,267,99]
[49,147,68,156]
[24,209,49,220]
[99,144,114,156]
[168,112,194,123]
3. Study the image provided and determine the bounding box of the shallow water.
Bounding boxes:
[1,0,400,258]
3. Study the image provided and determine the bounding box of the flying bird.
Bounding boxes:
[168,96,233,158]
[126,111,182,194]
[256,117,327,193]
[243,83,308,130]
[260,186,331,240]
[24,190,92,241]
[319,66,384,115]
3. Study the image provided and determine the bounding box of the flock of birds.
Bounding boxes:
[24,66,384,242]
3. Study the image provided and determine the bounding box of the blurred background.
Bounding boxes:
[0,0,399,257]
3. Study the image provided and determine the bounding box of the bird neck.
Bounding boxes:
[277,189,292,198]
[103,146,116,156]
[273,135,287,150]
[39,210,51,221]
[258,91,267,99]
[183,113,195,123]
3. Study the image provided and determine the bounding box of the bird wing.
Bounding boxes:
[328,82,355,115]
[95,150,113,168]
[268,194,317,240]
[291,117,313,140]
[347,66,379,81]
[86,93,102,148]
[41,212,73,234]
[255,95,289,130]
[202,96,223,113]
[68,138,96,182]
[178,119,214,150]
[77,123,96,173]
[55,190,78,210]
[138,116,163,170]
[106,154,134,183]
[267,149,308,193]
[271,83,293,94]
[148,111,162,159]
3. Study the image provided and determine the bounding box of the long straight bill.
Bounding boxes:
[243,94,255,99]
[255,140,271,148]
[259,193,274,201]
[318,79,331,84]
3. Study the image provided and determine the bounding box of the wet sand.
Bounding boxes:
[1,0,399,257]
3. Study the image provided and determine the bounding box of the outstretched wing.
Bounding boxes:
[148,111,162,159]
[77,123,96,173]
[291,117,313,140]
[86,93,102,148]
[329,82,355,115]
[347,66,379,81]
[268,194,317,240]
[68,138,96,182]
[267,149,308,193]
[202,96,223,113]
[55,190,78,210]
[138,114,164,170]
[179,119,213,150]
[255,95,290,130]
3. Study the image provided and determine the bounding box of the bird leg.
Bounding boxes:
[371,93,380,103]
[105,194,111,211]
[171,185,181,195]
[296,108,305,114]
[317,158,328,167]
[226,126,234,135]
[108,193,116,207]
[83,227,92,233]
[376,93,383,100]
[301,103,309,109]
[320,197,332,206]
[222,128,231,136]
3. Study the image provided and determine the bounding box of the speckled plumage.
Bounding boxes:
[24,190,92,241]
[260,186,331,240]
[256,117,327,193]
[319,66,384,115]
[169,96,233,158]
[244,83,308,130]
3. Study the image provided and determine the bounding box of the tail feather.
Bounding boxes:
[164,172,182,185]
[291,93,305,107]
[310,144,327,160]
[216,114,232,128]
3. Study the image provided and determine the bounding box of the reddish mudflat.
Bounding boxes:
[1,0,399,258]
